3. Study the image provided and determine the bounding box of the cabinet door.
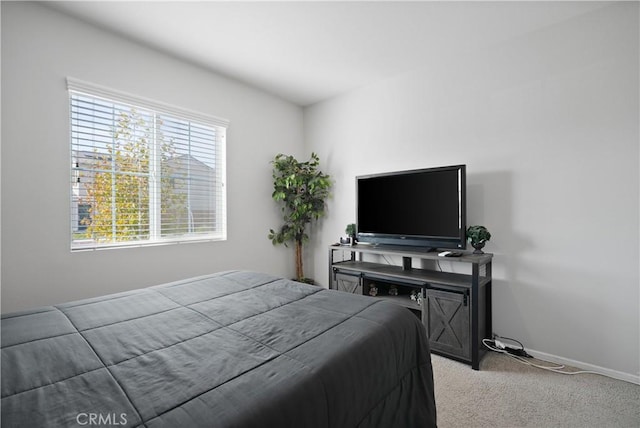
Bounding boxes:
[424,288,470,360]
[333,272,362,295]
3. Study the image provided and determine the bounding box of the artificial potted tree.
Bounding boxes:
[466,225,491,254]
[269,153,332,284]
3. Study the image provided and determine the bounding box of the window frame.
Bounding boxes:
[68,78,229,251]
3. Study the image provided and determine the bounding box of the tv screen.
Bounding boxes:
[356,165,466,250]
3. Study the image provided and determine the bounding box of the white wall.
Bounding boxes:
[305,3,639,380]
[1,2,302,312]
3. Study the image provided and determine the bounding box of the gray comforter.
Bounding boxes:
[1,270,436,427]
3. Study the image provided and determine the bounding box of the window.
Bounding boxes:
[69,78,228,250]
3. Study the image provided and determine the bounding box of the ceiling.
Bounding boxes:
[47,1,609,107]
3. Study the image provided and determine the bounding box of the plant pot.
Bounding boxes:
[471,241,486,254]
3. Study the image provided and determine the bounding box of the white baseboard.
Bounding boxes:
[526,349,640,385]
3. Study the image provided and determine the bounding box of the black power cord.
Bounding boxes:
[504,346,531,358]
[486,334,532,358]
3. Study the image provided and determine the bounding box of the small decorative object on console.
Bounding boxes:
[410,290,422,306]
[339,236,352,246]
[466,225,491,254]
[345,223,357,245]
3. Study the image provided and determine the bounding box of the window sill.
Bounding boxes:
[71,234,226,252]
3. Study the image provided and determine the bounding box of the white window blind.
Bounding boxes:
[69,78,228,250]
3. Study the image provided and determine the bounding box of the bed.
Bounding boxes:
[1,270,436,427]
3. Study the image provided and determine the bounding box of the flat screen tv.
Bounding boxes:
[356,164,466,250]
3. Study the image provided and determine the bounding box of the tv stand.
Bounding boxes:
[329,244,493,370]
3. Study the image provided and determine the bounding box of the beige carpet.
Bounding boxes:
[431,352,640,428]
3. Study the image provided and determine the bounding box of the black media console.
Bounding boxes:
[329,244,493,370]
